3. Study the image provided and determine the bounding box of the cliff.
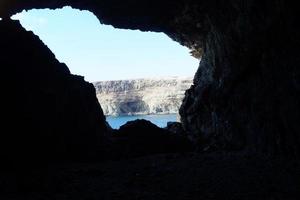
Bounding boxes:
[93,77,192,116]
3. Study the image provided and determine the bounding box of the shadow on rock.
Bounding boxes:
[108,119,194,158]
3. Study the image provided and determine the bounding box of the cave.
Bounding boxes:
[12,7,198,128]
[0,0,300,199]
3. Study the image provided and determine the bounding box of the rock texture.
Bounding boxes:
[0,19,108,167]
[110,119,193,158]
[0,1,300,199]
[93,77,192,116]
[179,1,300,155]
[0,0,299,158]
[1,154,299,200]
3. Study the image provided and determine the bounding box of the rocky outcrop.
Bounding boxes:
[165,122,187,137]
[1,1,300,199]
[109,119,193,158]
[93,77,192,116]
[0,0,299,158]
[0,19,108,167]
[179,1,300,155]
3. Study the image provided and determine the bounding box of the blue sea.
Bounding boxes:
[106,114,178,129]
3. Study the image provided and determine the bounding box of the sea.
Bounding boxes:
[106,114,178,129]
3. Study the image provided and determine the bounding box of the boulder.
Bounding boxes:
[110,119,193,158]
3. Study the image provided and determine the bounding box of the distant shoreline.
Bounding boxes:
[94,77,192,116]
[93,76,194,83]
[106,113,179,128]
[105,112,179,117]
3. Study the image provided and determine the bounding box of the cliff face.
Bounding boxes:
[93,77,192,116]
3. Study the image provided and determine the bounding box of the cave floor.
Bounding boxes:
[1,153,300,200]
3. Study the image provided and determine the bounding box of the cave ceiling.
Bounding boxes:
[0,0,205,58]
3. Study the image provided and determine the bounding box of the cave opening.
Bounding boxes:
[11,6,199,129]
[1,1,300,198]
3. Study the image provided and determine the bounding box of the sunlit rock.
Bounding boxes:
[94,77,192,116]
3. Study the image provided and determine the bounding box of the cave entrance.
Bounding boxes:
[11,6,199,129]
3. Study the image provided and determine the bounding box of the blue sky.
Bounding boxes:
[11,7,199,82]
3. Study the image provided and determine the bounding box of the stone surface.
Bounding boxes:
[0,1,300,199]
[1,153,299,199]
[0,19,109,167]
[0,0,299,158]
[179,1,300,155]
[165,122,186,137]
[109,119,193,158]
[93,77,192,116]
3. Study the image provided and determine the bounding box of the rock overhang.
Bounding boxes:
[1,0,299,156]
[1,0,204,58]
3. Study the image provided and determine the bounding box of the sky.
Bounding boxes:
[11,6,199,82]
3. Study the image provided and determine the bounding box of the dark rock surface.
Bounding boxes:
[109,120,193,158]
[1,153,299,200]
[0,19,109,167]
[0,0,298,156]
[165,122,187,137]
[179,1,300,155]
[0,0,299,199]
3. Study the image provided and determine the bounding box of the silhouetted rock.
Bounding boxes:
[110,119,193,158]
[0,20,109,168]
[1,0,299,158]
[0,1,299,199]
[178,1,300,155]
[3,0,299,158]
[165,122,186,137]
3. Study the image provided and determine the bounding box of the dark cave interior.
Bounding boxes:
[0,0,299,199]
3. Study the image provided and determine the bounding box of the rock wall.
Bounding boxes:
[0,19,108,166]
[93,77,192,116]
[179,1,300,155]
[0,0,299,157]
